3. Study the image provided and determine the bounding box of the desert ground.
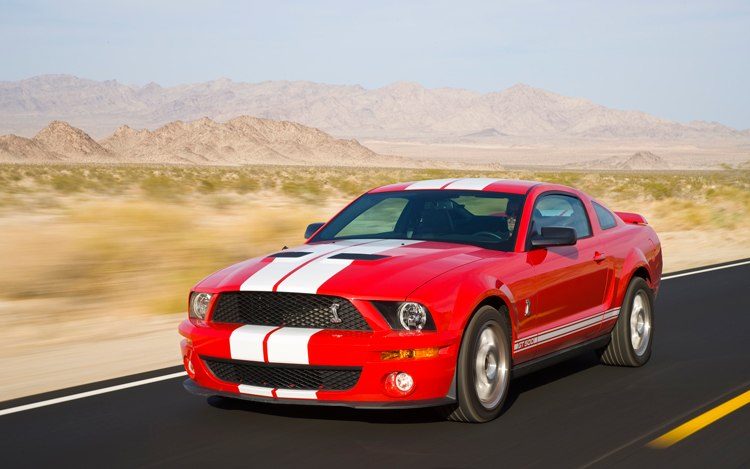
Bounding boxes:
[1,163,749,400]
[364,140,750,170]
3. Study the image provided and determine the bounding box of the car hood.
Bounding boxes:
[195,238,496,299]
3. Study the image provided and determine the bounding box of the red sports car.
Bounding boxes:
[179,178,662,422]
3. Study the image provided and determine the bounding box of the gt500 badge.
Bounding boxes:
[514,337,537,351]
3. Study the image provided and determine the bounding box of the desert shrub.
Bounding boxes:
[198,178,217,193]
[641,180,674,200]
[50,172,87,193]
[280,178,325,200]
[0,163,749,318]
[233,174,260,193]
[140,174,184,200]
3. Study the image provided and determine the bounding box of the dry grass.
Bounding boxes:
[0,164,748,325]
[1,163,749,399]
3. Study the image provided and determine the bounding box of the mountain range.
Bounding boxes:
[1,75,747,142]
[0,117,393,166]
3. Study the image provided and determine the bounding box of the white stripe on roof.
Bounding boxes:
[443,178,502,190]
[404,179,457,190]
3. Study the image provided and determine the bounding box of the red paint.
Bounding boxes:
[615,211,648,225]
[179,179,662,406]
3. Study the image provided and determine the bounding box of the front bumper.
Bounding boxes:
[183,379,454,409]
[179,319,459,407]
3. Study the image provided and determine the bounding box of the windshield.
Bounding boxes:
[311,190,525,251]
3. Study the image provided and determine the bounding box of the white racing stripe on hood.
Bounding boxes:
[275,239,421,294]
[404,178,457,190]
[443,178,501,190]
[239,240,366,291]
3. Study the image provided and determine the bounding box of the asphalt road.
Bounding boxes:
[2,261,749,468]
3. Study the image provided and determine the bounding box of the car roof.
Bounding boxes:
[369,178,544,195]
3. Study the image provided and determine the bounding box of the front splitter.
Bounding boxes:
[183,379,454,409]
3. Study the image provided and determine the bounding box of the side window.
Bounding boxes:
[593,201,617,230]
[531,194,592,239]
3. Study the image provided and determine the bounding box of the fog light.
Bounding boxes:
[395,373,414,392]
[384,371,415,396]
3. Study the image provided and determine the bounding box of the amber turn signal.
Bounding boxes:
[380,347,439,361]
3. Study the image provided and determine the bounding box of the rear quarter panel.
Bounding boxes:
[600,223,662,308]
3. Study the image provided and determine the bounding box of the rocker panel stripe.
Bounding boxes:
[514,307,620,352]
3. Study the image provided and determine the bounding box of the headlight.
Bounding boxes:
[398,302,427,330]
[189,292,213,320]
[372,301,435,331]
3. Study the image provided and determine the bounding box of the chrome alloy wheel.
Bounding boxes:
[473,325,508,409]
[630,291,652,356]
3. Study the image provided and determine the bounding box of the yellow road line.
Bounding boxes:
[648,389,750,449]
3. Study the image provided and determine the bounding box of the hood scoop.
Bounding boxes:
[267,251,312,258]
[328,253,390,261]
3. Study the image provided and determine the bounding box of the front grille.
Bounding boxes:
[203,357,361,391]
[211,291,370,330]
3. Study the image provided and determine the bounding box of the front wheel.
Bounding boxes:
[599,277,655,366]
[447,305,511,423]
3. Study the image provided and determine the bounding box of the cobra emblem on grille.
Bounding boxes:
[329,302,342,324]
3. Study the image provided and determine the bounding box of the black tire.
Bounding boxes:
[447,305,511,423]
[599,277,654,367]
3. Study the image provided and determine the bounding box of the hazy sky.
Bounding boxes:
[1,0,749,128]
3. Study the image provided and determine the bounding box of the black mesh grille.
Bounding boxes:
[203,358,361,391]
[210,291,370,330]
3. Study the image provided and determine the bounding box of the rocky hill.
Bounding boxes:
[0,116,392,166]
[0,121,113,162]
[34,121,112,159]
[0,134,55,161]
[1,75,746,143]
[566,151,671,170]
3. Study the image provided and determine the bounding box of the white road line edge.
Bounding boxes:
[0,371,186,417]
[2,259,749,417]
[661,259,750,280]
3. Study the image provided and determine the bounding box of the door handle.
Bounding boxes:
[594,251,606,262]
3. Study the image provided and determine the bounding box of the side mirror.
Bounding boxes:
[304,222,325,239]
[531,226,577,248]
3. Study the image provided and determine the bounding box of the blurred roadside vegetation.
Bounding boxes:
[0,164,748,320]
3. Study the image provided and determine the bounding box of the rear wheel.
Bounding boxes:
[447,305,510,423]
[599,277,654,366]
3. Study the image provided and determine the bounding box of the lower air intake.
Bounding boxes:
[203,357,361,391]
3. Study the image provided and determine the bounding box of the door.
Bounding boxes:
[523,193,610,357]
